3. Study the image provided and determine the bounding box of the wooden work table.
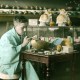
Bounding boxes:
[21,50,78,80]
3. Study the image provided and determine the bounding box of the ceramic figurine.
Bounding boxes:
[56,9,71,26]
[39,9,52,26]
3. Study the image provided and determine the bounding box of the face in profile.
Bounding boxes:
[14,21,28,35]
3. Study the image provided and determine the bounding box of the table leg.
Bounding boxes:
[22,59,25,80]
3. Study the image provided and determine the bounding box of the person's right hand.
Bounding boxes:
[21,36,30,47]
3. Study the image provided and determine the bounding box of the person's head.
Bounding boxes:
[59,9,66,14]
[13,15,28,35]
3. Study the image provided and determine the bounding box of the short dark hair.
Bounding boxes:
[13,15,28,23]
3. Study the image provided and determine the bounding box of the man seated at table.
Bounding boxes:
[0,15,39,80]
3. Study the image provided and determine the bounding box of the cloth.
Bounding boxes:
[50,38,63,48]
[0,72,19,79]
[53,38,63,45]
[0,27,39,80]
[19,61,39,80]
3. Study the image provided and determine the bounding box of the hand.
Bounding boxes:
[21,36,30,47]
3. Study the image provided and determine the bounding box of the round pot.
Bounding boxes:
[31,40,50,50]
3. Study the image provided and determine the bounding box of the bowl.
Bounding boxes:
[31,40,50,50]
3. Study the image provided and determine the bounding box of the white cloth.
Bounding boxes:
[0,73,19,79]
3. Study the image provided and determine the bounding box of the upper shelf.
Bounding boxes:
[0,9,80,17]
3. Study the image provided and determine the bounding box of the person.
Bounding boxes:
[0,15,39,80]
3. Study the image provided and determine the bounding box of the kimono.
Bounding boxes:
[0,27,39,80]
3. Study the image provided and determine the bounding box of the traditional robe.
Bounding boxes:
[0,27,39,80]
